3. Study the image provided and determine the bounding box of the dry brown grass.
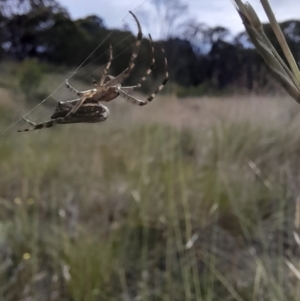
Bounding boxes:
[110,94,298,128]
[1,69,300,300]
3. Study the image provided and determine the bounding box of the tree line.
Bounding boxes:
[0,0,299,95]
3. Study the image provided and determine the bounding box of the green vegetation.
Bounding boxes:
[18,58,44,102]
[232,0,300,103]
[1,0,300,300]
[1,65,300,299]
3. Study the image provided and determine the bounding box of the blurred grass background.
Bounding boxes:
[1,61,300,300]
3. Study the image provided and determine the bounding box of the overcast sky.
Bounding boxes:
[58,0,300,39]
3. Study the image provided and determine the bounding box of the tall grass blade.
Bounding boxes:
[231,0,300,103]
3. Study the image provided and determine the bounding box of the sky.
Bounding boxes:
[58,0,300,39]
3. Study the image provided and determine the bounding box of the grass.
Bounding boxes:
[232,0,300,103]
[1,62,300,300]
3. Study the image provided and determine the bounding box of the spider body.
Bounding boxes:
[51,99,108,123]
[18,11,168,132]
[19,99,109,131]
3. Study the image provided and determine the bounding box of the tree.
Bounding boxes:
[18,58,43,101]
[0,0,71,60]
[138,0,189,39]
[0,0,68,17]
[76,15,105,35]
[3,8,73,60]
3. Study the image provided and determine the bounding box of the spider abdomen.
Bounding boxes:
[51,99,109,123]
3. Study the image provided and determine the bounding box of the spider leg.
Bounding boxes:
[65,78,98,115]
[90,45,113,88]
[120,85,138,90]
[106,11,142,88]
[65,95,88,117]
[118,88,146,105]
[18,117,62,132]
[118,35,154,92]
[65,80,97,96]
[59,98,81,104]
[22,116,36,126]
[99,44,113,86]
[134,34,155,90]
[104,68,128,87]
[65,79,85,96]
[118,42,169,106]
[141,43,169,105]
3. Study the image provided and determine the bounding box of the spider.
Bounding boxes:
[18,11,169,132]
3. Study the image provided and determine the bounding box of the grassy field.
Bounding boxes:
[1,63,300,300]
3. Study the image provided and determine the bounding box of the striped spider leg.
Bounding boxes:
[18,10,141,132]
[64,10,143,115]
[18,11,169,132]
[18,98,109,132]
[118,39,169,106]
